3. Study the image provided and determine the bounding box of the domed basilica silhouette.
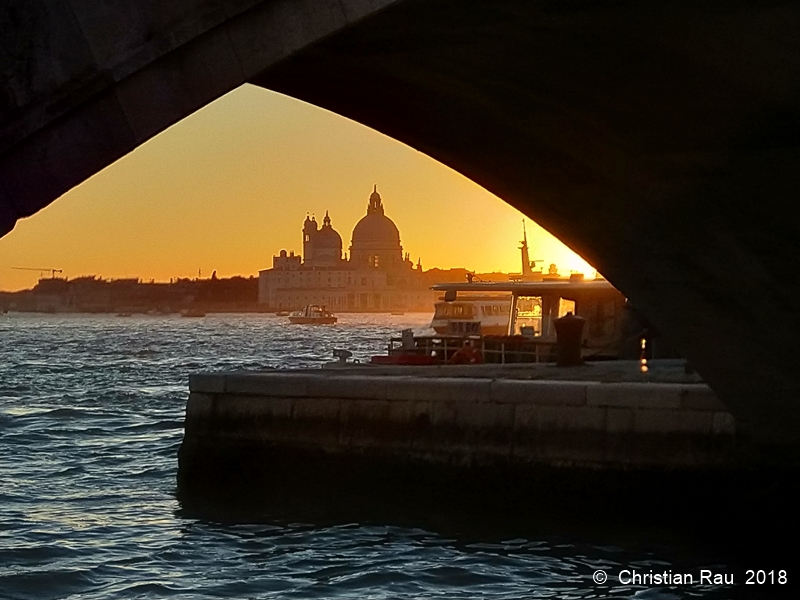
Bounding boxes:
[259,186,430,312]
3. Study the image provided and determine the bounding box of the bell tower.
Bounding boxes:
[302,215,317,264]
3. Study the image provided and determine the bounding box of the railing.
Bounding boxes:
[481,335,556,364]
[386,334,556,364]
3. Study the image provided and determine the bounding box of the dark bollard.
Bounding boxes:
[554,312,585,366]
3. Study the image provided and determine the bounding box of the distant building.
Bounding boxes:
[259,186,435,312]
[4,275,260,313]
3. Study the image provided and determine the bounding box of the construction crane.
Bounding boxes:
[12,267,63,279]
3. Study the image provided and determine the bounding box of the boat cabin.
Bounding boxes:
[431,279,627,357]
[376,279,630,365]
[431,295,511,336]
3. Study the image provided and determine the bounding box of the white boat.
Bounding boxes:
[430,295,511,335]
[431,279,624,346]
[288,305,337,325]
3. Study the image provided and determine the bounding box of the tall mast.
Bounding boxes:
[520,220,533,277]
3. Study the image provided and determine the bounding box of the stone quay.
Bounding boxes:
[177,361,800,539]
[176,361,761,495]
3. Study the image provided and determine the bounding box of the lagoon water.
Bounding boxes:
[0,313,764,599]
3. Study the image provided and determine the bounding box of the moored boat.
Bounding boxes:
[288,305,337,325]
[430,295,510,336]
[373,278,634,365]
[430,279,626,356]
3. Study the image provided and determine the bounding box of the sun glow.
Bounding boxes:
[0,85,595,292]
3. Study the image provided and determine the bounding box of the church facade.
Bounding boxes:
[258,187,435,312]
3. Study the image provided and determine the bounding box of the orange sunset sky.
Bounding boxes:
[0,84,594,291]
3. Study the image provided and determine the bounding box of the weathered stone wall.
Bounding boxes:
[179,371,747,494]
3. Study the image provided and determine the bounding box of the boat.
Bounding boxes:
[180,308,206,318]
[430,295,511,336]
[288,304,337,325]
[431,279,626,354]
[373,278,632,365]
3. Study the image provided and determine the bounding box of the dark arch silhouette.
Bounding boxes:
[2,0,799,457]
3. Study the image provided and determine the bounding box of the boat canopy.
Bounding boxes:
[431,279,623,338]
[430,280,616,297]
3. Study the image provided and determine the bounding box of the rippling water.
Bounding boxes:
[0,313,774,599]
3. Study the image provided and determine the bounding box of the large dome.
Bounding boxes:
[349,186,404,270]
[351,186,400,246]
[352,213,400,245]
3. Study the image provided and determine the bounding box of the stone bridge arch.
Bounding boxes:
[2,0,799,456]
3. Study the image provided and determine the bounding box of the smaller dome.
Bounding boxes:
[315,226,343,248]
[315,211,343,249]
